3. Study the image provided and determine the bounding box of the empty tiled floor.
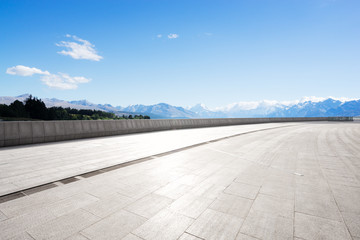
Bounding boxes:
[0,123,298,196]
[0,122,359,240]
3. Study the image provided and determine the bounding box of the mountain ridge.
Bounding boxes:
[1,94,359,119]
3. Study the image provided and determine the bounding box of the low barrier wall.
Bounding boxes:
[0,117,353,147]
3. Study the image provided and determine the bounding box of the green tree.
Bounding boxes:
[9,100,28,118]
[25,95,48,120]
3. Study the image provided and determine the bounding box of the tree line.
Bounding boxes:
[0,95,150,121]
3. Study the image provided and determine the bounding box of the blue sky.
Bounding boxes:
[1,0,359,108]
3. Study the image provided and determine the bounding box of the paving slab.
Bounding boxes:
[294,212,351,240]
[224,182,260,200]
[178,233,203,240]
[341,211,360,238]
[186,208,244,240]
[121,233,143,240]
[209,193,253,218]
[235,233,259,240]
[82,193,133,218]
[27,209,100,240]
[80,210,146,240]
[295,191,342,221]
[64,233,88,240]
[125,193,173,219]
[132,208,194,240]
[250,193,294,219]
[169,193,214,219]
[240,210,293,240]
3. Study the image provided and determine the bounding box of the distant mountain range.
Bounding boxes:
[189,98,360,118]
[1,94,359,119]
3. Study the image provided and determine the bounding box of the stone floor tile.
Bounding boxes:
[132,208,193,240]
[189,182,225,199]
[0,208,58,239]
[83,184,119,198]
[186,209,243,240]
[341,211,360,238]
[121,233,143,240]
[47,193,99,217]
[81,210,146,240]
[240,210,293,240]
[234,173,266,187]
[295,191,342,221]
[172,174,206,186]
[294,212,351,240]
[264,171,295,188]
[295,182,332,196]
[116,183,162,200]
[178,233,203,240]
[235,233,259,240]
[251,194,294,219]
[0,193,60,218]
[260,182,295,200]
[65,233,89,240]
[209,193,253,218]
[125,193,173,219]
[201,174,237,187]
[82,193,132,218]
[331,185,360,214]
[27,209,100,240]
[8,232,35,240]
[154,182,192,199]
[295,175,329,188]
[169,193,214,219]
[0,210,7,221]
[224,182,260,200]
[0,183,19,196]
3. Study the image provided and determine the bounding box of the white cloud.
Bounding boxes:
[6,65,90,90]
[56,35,103,61]
[41,73,90,90]
[167,33,179,39]
[157,34,162,38]
[6,65,50,76]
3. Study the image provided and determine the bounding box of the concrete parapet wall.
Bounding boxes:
[0,117,352,147]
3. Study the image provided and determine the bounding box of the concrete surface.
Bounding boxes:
[0,123,301,196]
[1,117,348,147]
[0,122,359,240]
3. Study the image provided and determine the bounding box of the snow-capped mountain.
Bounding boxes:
[187,104,223,118]
[122,103,198,119]
[1,94,359,119]
[203,97,360,118]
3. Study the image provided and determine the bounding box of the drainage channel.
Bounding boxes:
[0,124,300,204]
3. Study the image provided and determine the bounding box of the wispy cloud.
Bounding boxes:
[157,34,162,38]
[56,35,103,61]
[6,65,50,76]
[41,73,90,90]
[167,33,179,39]
[6,65,90,90]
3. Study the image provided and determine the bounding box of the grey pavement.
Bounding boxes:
[0,123,299,196]
[0,122,359,240]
